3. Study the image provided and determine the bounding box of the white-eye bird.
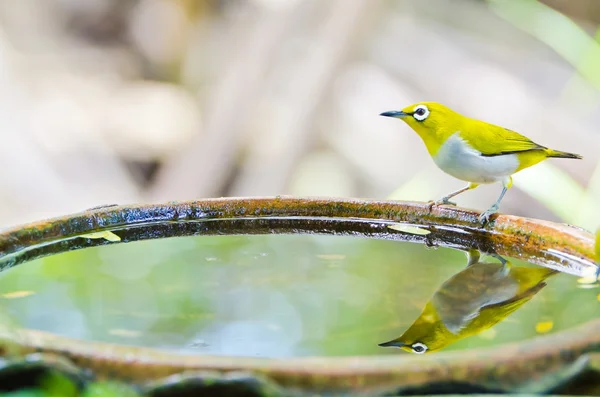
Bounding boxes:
[378,250,557,354]
[380,102,583,223]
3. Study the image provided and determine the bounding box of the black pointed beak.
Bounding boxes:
[378,339,405,348]
[380,110,408,118]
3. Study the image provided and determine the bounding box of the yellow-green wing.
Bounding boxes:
[461,119,546,157]
[466,281,547,333]
[483,281,546,317]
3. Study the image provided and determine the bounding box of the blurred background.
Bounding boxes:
[0,0,599,360]
[0,0,598,229]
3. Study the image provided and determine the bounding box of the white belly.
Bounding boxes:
[433,133,519,184]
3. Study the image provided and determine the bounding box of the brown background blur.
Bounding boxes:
[0,0,598,229]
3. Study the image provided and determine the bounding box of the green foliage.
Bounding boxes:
[0,379,139,397]
[0,391,48,397]
[486,0,600,231]
[488,0,600,90]
[0,371,77,397]
[81,382,138,397]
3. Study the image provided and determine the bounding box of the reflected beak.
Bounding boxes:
[380,110,408,118]
[378,339,405,348]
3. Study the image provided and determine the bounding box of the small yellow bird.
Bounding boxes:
[378,251,557,354]
[380,102,583,223]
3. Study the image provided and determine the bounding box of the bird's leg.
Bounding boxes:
[428,183,479,209]
[479,187,507,224]
[489,252,512,274]
[465,249,481,267]
[479,177,512,224]
[490,253,508,265]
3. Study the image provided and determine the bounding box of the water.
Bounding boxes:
[0,232,597,358]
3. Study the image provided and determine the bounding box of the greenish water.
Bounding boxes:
[0,234,597,357]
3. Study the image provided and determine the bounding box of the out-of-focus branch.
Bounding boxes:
[0,27,138,227]
[229,0,377,196]
[146,3,297,201]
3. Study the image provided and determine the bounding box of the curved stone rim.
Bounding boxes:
[0,196,595,274]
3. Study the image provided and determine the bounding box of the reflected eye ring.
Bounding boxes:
[411,342,428,354]
[413,105,430,121]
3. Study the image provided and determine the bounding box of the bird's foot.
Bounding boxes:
[478,204,499,225]
[427,197,457,210]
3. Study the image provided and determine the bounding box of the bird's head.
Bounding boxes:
[380,102,461,154]
[378,302,451,354]
[380,102,460,130]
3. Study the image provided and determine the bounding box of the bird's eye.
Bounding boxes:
[413,105,430,121]
[411,342,428,354]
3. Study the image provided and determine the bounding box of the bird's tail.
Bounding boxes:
[546,149,583,159]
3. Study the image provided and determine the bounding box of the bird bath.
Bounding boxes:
[0,197,597,396]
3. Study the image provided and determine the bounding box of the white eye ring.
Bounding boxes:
[413,105,430,121]
[411,342,428,354]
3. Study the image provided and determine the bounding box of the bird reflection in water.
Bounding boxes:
[379,250,557,354]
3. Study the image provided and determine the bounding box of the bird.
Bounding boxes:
[378,250,557,354]
[380,102,583,223]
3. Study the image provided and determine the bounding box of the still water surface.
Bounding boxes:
[0,234,597,357]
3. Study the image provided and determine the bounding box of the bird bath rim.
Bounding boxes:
[0,196,595,276]
[0,196,597,395]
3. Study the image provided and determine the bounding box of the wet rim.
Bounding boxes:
[0,196,595,275]
[0,196,597,394]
